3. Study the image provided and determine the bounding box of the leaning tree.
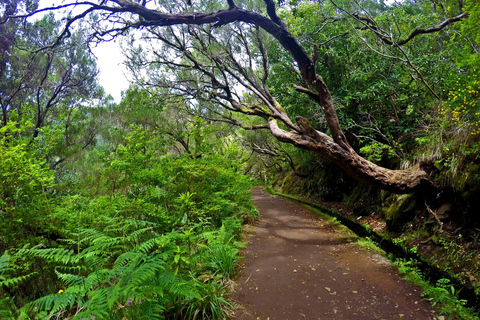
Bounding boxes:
[3,0,469,193]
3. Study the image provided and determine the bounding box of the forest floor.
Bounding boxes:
[231,187,441,320]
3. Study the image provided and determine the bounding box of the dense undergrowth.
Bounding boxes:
[0,122,257,319]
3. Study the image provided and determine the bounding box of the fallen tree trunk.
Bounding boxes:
[269,117,436,194]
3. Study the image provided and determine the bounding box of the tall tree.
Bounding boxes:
[3,0,470,193]
[1,3,105,168]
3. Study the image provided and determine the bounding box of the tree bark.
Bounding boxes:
[269,117,434,194]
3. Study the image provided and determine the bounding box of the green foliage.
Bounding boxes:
[1,108,255,319]
[0,12,102,147]
[437,234,477,274]
[357,237,385,256]
[201,223,243,278]
[394,259,479,320]
[5,0,480,318]
[359,140,397,163]
[462,1,480,49]
[0,122,55,250]
[2,201,249,319]
[441,65,480,135]
[2,219,183,319]
[170,275,232,320]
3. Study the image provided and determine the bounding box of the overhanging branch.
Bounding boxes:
[361,12,468,46]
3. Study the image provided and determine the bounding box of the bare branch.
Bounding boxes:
[382,13,467,46]
[293,85,320,102]
[255,26,271,94]
[263,0,286,28]
[358,37,406,62]
[330,0,467,48]
[5,0,441,193]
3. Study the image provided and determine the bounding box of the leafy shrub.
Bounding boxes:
[441,71,480,135]
[0,122,55,250]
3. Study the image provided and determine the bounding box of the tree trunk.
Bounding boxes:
[269,117,435,194]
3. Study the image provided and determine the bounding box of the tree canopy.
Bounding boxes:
[4,0,475,194]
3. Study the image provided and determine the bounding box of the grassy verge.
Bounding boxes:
[394,259,479,320]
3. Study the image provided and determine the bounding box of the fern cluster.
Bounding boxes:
[1,215,247,319]
[1,121,256,319]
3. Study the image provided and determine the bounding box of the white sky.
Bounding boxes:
[90,41,130,103]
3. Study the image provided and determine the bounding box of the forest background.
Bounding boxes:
[1,0,480,319]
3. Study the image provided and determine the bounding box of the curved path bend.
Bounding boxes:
[232,187,439,320]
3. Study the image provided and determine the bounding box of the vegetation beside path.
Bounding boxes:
[2,0,480,319]
[0,123,258,319]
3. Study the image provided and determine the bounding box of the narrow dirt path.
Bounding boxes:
[232,187,439,320]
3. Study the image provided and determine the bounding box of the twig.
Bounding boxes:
[425,202,443,230]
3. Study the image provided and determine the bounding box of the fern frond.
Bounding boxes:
[25,247,75,265]
[0,272,38,288]
[54,265,87,273]
[76,228,107,245]
[25,288,84,316]
[0,251,12,274]
[114,251,143,267]
[73,306,110,320]
[136,238,157,253]
[129,257,166,286]
[83,269,111,289]
[90,235,124,250]
[55,270,85,287]
[0,297,16,320]
[80,253,110,270]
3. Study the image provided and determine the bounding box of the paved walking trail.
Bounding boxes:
[232,187,439,320]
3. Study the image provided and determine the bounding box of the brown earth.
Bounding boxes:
[232,187,440,320]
